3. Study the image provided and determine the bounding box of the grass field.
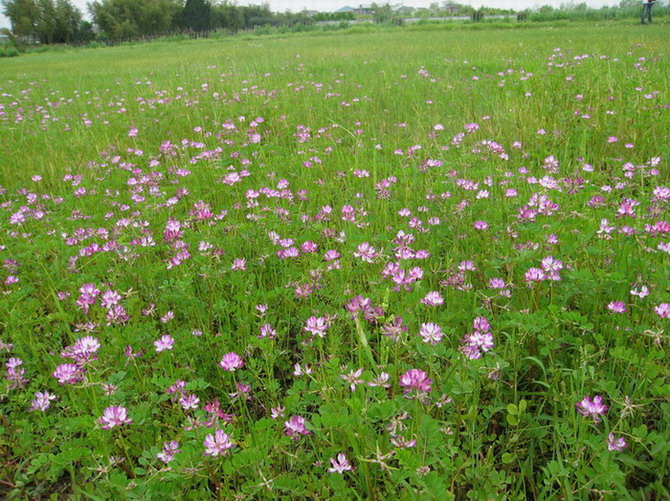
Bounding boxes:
[1,24,669,499]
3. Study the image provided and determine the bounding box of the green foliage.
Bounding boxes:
[88,0,182,38]
[1,0,85,43]
[0,45,19,56]
[0,23,668,500]
[176,0,212,32]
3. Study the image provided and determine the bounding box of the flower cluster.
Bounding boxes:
[460,317,494,360]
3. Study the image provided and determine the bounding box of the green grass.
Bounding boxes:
[0,23,668,500]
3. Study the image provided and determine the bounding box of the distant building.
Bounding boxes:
[335,4,374,15]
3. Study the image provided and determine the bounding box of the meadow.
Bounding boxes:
[0,23,669,499]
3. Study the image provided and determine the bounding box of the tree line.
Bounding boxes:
[1,0,321,43]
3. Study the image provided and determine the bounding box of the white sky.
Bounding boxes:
[0,0,623,30]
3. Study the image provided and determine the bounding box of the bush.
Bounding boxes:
[0,46,19,57]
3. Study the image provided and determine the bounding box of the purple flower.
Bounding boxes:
[607,433,628,452]
[157,441,181,463]
[353,242,378,263]
[328,453,353,473]
[420,291,444,307]
[399,369,432,397]
[53,363,84,385]
[154,335,175,353]
[219,352,244,371]
[179,393,200,410]
[340,368,364,392]
[203,429,235,456]
[460,316,494,359]
[382,315,407,342]
[607,301,627,314]
[231,258,246,271]
[654,303,669,319]
[62,336,100,364]
[368,372,390,388]
[390,435,417,449]
[524,267,546,286]
[473,316,491,332]
[99,406,132,429]
[576,395,608,422]
[418,323,444,345]
[284,415,311,439]
[258,324,277,340]
[304,316,329,338]
[5,357,28,387]
[30,391,57,412]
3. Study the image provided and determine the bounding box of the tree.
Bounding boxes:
[89,0,182,37]
[177,0,211,31]
[54,0,83,43]
[211,1,245,30]
[371,2,393,23]
[36,0,56,43]
[1,0,41,40]
[2,0,83,43]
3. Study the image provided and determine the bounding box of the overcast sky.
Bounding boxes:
[0,0,624,30]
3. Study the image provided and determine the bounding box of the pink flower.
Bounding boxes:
[157,441,181,463]
[420,291,444,307]
[461,331,494,359]
[390,435,417,448]
[258,324,277,340]
[654,303,670,319]
[231,258,246,271]
[607,433,628,452]
[163,218,182,241]
[324,250,340,261]
[418,323,444,345]
[99,406,132,429]
[630,286,649,298]
[304,316,329,338]
[284,415,311,439]
[341,368,364,392]
[53,363,84,385]
[541,255,563,274]
[460,316,494,359]
[293,363,313,376]
[607,301,627,314]
[30,391,57,412]
[471,316,489,332]
[219,352,244,371]
[154,335,175,353]
[353,242,379,263]
[328,453,353,473]
[399,369,432,396]
[5,357,27,387]
[300,241,318,253]
[203,429,235,456]
[368,372,390,388]
[179,394,200,410]
[575,395,608,422]
[524,267,546,285]
[271,405,285,419]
